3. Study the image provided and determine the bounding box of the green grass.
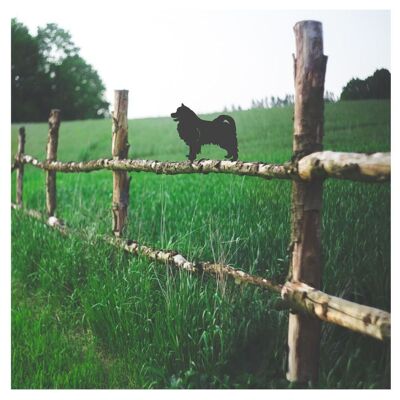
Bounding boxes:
[11,100,390,388]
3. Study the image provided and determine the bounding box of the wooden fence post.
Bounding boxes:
[112,90,130,237]
[287,21,327,384]
[46,109,60,217]
[16,127,26,207]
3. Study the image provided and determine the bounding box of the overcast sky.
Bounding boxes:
[10,5,390,118]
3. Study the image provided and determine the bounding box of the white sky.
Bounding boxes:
[9,4,390,118]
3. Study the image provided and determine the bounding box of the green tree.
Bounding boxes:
[11,19,109,122]
[37,23,79,67]
[366,69,391,100]
[49,55,109,120]
[11,18,42,121]
[340,69,390,101]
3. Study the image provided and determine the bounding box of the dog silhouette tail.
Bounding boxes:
[216,115,238,160]
[216,115,237,133]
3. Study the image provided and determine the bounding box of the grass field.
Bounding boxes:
[11,100,390,388]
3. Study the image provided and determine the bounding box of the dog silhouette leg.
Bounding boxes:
[188,143,200,161]
[224,147,238,161]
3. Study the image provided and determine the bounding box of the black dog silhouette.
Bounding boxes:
[171,104,238,161]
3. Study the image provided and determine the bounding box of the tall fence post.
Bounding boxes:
[112,90,130,237]
[16,127,26,207]
[287,21,327,384]
[46,109,60,217]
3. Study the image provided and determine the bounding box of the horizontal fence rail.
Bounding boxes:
[14,151,390,182]
[17,155,294,179]
[282,282,390,341]
[298,151,391,182]
[11,203,391,342]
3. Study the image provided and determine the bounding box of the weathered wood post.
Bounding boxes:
[16,127,26,207]
[287,21,327,384]
[46,109,60,217]
[112,90,130,237]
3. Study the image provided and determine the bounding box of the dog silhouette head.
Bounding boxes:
[171,103,192,121]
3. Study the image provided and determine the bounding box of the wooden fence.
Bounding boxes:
[11,21,390,384]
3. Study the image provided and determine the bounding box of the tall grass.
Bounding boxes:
[11,100,390,388]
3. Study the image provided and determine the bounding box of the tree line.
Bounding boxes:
[11,19,109,122]
[227,69,390,112]
[340,68,390,100]
[225,91,336,112]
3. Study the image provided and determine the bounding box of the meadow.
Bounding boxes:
[11,100,390,388]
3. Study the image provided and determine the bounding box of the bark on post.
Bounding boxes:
[46,110,60,217]
[287,21,327,384]
[112,90,130,237]
[16,127,26,207]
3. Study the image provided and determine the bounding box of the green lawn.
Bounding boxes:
[11,100,390,388]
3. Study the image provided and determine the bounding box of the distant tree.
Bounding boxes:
[275,97,283,107]
[11,19,109,122]
[340,78,368,100]
[340,69,390,101]
[324,91,337,103]
[367,69,391,99]
[11,18,41,122]
[285,94,294,105]
[250,94,295,110]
